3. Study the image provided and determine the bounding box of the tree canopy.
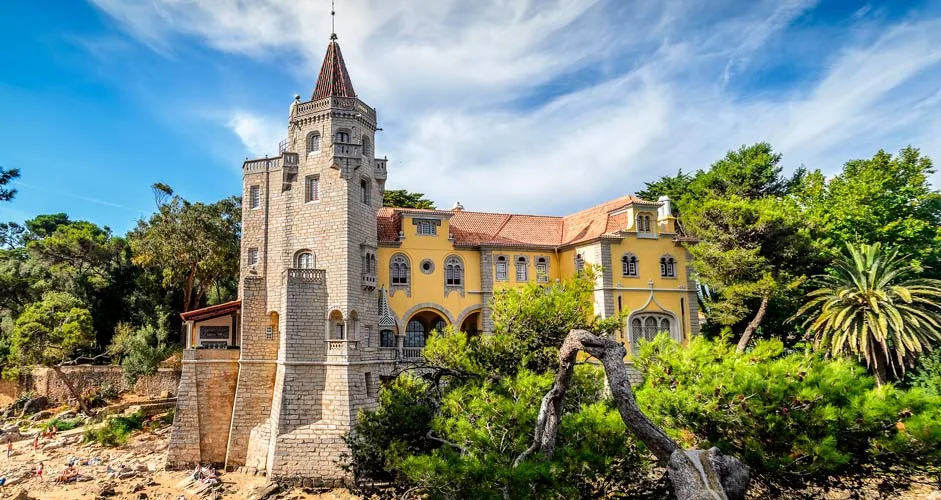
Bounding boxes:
[0,166,19,202]
[382,189,435,209]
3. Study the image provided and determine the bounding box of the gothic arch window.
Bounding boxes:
[637,214,653,233]
[445,255,464,292]
[405,320,425,348]
[575,253,585,276]
[660,255,676,278]
[495,255,508,281]
[390,254,410,294]
[629,313,674,354]
[294,250,315,269]
[535,256,549,283]
[515,256,529,282]
[307,132,321,154]
[362,251,376,274]
[622,253,638,277]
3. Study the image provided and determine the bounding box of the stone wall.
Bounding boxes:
[0,366,181,406]
[166,349,240,469]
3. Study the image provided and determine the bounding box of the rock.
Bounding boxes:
[97,483,116,497]
[55,410,76,420]
[159,390,170,399]
[28,410,53,422]
[2,424,21,438]
[247,481,280,500]
[19,396,48,417]
[8,488,28,500]
[136,494,148,500]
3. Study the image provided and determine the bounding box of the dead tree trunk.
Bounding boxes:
[736,293,770,353]
[51,365,94,417]
[517,329,750,500]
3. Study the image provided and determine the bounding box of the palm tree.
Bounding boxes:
[794,242,941,385]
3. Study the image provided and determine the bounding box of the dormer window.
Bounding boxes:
[636,214,652,233]
[416,220,437,236]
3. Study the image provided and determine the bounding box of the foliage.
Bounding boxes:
[83,411,145,447]
[382,189,435,209]
[0,166,19,202]
[346,273,655,498]
[796,147,941,277]
[129,185,240,312]
[796,242,941,384]
[109,320,175,384]
[10,291,95,366]
[635,334,941,494]
[342,374,437,494]
[43,417,84,432]
[905,349,941,395]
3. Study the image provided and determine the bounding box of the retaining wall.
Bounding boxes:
[0,366,182,406]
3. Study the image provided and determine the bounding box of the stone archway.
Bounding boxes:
[403,309,449,359]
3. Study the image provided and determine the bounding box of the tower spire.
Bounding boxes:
[330,0,337,40]
[312,1,356,101]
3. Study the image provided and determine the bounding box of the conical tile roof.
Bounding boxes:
[312,38,356,100]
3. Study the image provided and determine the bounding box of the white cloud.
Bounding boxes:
[90,0,941,214]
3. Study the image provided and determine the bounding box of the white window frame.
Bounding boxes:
[535,257,549,283]
[515,256,528,282]
[417,221,437,236]
[249,185,260,210]
[247,248,259,267]
[495,256,508,281]
[295,250,314,269]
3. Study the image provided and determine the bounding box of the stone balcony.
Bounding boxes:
[362,273,377,290]
[374,157,388,180]
[326,339,359,358]
[332,142,362,159]
[286,268,326,285]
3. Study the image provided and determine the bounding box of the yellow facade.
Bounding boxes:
[375,197,699,359]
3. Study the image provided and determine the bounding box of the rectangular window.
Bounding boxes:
[417,221,437,236]
[305,175,320,202]
[536,262,548,282]
[380,329,395,348]
[335,323,345,340]
[247,247,259,267]
[265,326,273,340]
[496,261,508,281]
[363,326,372,347]
[249,185,260,209]
[516,262,528,281]
[361,178,371,205]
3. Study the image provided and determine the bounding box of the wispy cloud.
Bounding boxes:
[88,0,941,214]
[13,181,127,210]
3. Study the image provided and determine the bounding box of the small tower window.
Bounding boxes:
[305,175,320,202]
[336,130,350,143]
[515,256,528,282]
[637,214,653,233]
[361,177,371,205]
[660,255,676,278]
[535,257,548,282]
[362,136,371,158]
[249,185,260,209]
[622,254,638,277]
[495,256,508,281]
[295,250,314,269]
[307,132,321,154]
[247,248,259,267]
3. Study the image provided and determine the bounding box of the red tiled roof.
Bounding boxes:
[180,300,241,322]
[312,39,356,100]
[377,194,662,248]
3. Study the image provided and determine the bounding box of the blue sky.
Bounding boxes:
[2,0,941,234]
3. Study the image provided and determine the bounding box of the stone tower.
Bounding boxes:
[225,33,393,484]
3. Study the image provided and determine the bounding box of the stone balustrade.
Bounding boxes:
[286,268,326,285]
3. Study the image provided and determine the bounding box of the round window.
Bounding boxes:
[420,259,435,274]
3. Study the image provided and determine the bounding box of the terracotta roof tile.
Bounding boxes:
[312,40,356,100]
[376,194,660,248]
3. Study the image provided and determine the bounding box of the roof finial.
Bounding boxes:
[330,0,337,40]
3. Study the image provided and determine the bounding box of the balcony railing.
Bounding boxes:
[362,273,377,290]
[332,142,362,159]
[286,268,326,285]
[327,339,359,354]
[401,347,423,361]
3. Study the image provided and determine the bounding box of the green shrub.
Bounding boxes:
[635,334,941,494]
[43,417,83,431]
[906,348,941,395]
[83,412,144,447]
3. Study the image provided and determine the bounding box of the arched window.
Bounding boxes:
[445,256,463,286]
[307,132,321,154]
[629,313,673,354]
[433,319,446,333]
[622,254,638,277]
[637,214,653,233]
[535,257,548,283]
[329,310,345,340]
[362,136,371,158]
[295,250,314,269]
[575,254,585,275]
[515,256,528,281]
[390,254,409,285]
[660,255,676,278]
[405,320,425,348]
[267,311,279,340]
[335,130,350,143]
[495,256,508,281]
